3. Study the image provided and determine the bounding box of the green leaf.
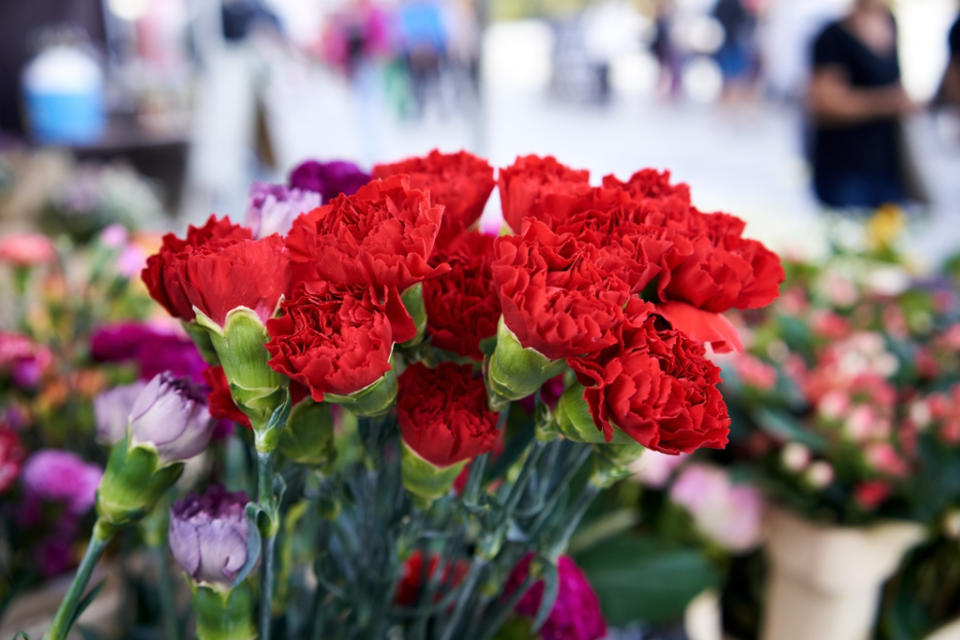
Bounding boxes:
[67,579,106,630]
[233,503,264,588]
[574,535,719,626]
[754,408,826,451]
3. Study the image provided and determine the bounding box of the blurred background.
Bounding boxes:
[0,0,958,260]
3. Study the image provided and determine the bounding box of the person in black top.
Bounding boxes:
[941,12,960,107]
[807,0,919,210]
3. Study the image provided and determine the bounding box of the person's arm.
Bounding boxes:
[808,66,914,123]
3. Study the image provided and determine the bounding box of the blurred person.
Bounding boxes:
[650,0,683,100]
[712,0,759,102]
[939,10,960,109]
[806,0,923,211]
[397,0,448,118]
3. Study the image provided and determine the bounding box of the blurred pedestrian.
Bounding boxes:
[939,10,960,109]
[712,0,758,102]
[806,0,924,211]
[650,0,682,100]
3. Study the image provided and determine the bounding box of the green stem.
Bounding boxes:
[474,574,537,640]
[155,545,179,640]
[439,557,485,640]
[257,450,278,640]
[550,483,601,558]
[43,520,112,640]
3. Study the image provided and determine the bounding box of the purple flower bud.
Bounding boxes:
[22,450,102,514]
[246,182,321,239]
[169,485,252,587]
[93,381,147,445]
[129,372,214,464]
[288,159,371,202]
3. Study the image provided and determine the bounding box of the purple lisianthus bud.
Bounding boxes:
[288,159,371,202]
[129,372,214,464]
[169,485,252,587]
[22,450,103,514]
[246,182,321,239]
[93,381,147,445]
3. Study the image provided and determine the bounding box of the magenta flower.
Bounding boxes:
[505,554,607,640]
[22,450,102,514]
[91,323,207,384]
[169,485,253,587]
[246,182,321,238]
[0,332,52,389]
[287,159,370,202]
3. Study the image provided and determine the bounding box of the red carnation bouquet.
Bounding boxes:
[51,150,782,640]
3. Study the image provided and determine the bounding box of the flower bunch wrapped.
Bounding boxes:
[43,151,782,640]
[716,233,960,525]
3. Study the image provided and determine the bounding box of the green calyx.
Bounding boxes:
[182,320,220,365]
[554,384,635,445]
[194,307,289,446]
[589,440,647,488]
[192,582,257,640]
[400,441,467,510]
[400,283,427,347]
[325,366,399,418]
[96,436,184,528]
[278,401,335,468]
[487,317,566,405]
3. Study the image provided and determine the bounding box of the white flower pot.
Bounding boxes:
[761,508,925,640]
[684,588,722,640]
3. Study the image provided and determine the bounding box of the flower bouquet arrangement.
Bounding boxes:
[0,225,182,617]
[714,224,960,640]
[38,150,782,640]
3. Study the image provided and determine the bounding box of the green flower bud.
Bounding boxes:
[96,436,185,528]
[182,320,220,365]
[325,366,399,418]
[590,441,646,488]
[554,384,636,445]
[487,317,565,404]
[194,307,289,440]
[278,401,335,468]
[400,283,427,347]
[192,582,257,640]
[401,441,467,509]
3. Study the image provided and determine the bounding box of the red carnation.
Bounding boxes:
[423,230,500,360]
[372,150,495,246]
[398,362,499,467]
[0,422,25,493]
[142,216,252,322]
[284,175,447,292]
[602,168,692,202]
[498,155,591,233]
[567,300,729,454]
[181,234,288,326]
[492,220,629,360]
[394,551,469,607]
[203,365,252,429]
[266,281,416,402]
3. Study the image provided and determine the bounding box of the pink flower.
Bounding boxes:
[810,311,851,340]
[629,450,688,488]
[670,464,765,551]
[22,450,102,514]
[866,442,909,477]
[99,224,129,248]
[0,233,56,267]
[733,354,777,390]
